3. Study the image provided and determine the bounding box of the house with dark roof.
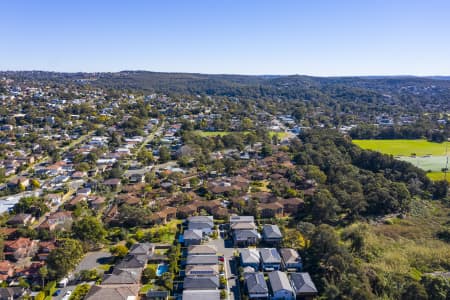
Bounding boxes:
[262,224,283,245]
[187,245,218,255]
[102,268,141,285]
[280,248,302,272]
[115,254,147,270]
[188,216,214,235]
[240,248,261,271]
[85,285,140,300]
[185,265,219,277]
[183,276,219,290]
[128,242,154,257]
[268,271,295,300]
[245,272,269,299]
[146,290,169,300]
[233,229,261,247]
[184,229,203,246]
[186,255,218,265]
[260,248,282,271]
[7,213,35,226]
[182,289,220,300]
[290,272,318,300]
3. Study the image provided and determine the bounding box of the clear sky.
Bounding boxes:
[1,0,449,76]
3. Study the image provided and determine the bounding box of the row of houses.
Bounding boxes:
[244,270,317,300]
[240,248,302,273]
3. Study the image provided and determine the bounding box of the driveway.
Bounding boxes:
[75,251,113,274]
[206,234,240,300]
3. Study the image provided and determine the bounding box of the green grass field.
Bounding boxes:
[353,139,450,182]
[353,139,450,156]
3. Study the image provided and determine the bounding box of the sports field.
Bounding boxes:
[353,139,450,182]
[353,139,450,156]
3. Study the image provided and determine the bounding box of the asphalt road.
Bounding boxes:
[207,233,240,300]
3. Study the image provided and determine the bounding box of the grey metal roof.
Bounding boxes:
[268,271,294,293]
[234,229,261,241]
[102,268,141,285]
[186,254,218,265]
[85,285,140,300]
[262,224,283,239]
[188,245,218,255]
[230,215,254,223]
[129,242,154,256]
[245,272,268,294]
[290,272,318,294]
[184,229,203,240]
[182,289,220,300]
[188,215,213,224]
[115,254,147,269]
[259,248,282,264]
[279,248,301,264]
[240,248,261,264]
[183,276,220,290]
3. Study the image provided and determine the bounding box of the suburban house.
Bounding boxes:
[182,289,220,300]
[6,214,35,226]
[183,276,220,290]
[268,271,295,300]
[0,261,15,281]
[289,273,318,300]
[45,193,63,206]
[103,178,122,191]
[244,272,269,299]
[258,202,284,218]
[183,229,203,246]
[146,290,169,300]
[262,224,283,244]
[4,237,38,261]
[188,216,214,235]
[230,215,257,230]
[240,248,261,271]
[128,242,155,258]
[39,211,73,231]
[279,198,304,215]
[233,229,261,247]
[185,265,219,277]
[280,248,303,272]
[260,248,282,271]
[187,245,218,255]
[102,268,141,285]
[85,285,140,300]
[149,207,177,225]
[186,255,218,266]
[115,254,147,270]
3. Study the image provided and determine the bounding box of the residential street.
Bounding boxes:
[207,233,241,300]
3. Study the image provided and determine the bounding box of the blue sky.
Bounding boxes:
[1,0,449,76]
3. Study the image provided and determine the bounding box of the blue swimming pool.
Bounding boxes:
[156,264,169,276]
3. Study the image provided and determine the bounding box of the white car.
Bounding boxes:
[62,290,72,300]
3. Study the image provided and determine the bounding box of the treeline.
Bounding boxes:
[350,124,449,142]
[289,129,450,299]
[292,130,446,223]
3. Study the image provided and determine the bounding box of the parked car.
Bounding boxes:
[62,290,72,300]
[53,290,62,296]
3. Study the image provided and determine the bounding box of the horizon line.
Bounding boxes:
[1,69,450,78]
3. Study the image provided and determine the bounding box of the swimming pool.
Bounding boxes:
[156,264,169,276]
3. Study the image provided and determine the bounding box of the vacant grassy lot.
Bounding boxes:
[353,139,450,156]
[357,200,450,280]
